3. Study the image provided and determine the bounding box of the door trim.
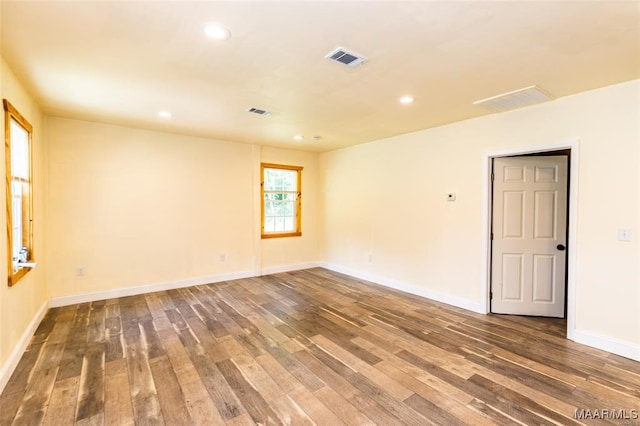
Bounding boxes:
[480,140,579,340]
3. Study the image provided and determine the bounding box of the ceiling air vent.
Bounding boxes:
[473,86,553,112]
[247,107,271,116]
[325,47,367,68]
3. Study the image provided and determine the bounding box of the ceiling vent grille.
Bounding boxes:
[473,86,553,112]
[247,107,271,116]
[325,47,367,68]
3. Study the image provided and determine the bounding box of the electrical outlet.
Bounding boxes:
[367,254,373,263]
[617,228,632,242]
[76,266,85,277]
[219,252,227,262]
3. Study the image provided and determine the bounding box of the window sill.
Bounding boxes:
[261,232,302,239]
[8,262,37,286]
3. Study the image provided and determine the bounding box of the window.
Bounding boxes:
[4,99,34,285]
[261,163,302,238]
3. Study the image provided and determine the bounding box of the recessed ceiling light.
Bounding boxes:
[158,111,172,118]
[399,95,415,104]
[293,135,304,141]
[204,23,230,40]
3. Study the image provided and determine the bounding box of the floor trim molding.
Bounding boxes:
[0,299,49,395]
[321,262,485,314]
[570,329,640,362]
[49,263,323,308]
[260,262,320,276]
[50,270,255,308]
[322,263,640,362]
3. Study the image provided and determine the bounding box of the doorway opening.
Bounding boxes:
[482,141,579,340]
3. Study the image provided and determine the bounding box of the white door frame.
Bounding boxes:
[480,140,579,341]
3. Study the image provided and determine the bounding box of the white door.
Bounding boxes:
[491,156,568,317]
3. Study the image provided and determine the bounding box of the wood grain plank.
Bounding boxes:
[104,316,123,362]
[254,353,305,394]
[468,374,581,425]
[288,386,345,426]
[224,412,257,426]
[149,355,192,425]
[140,318,165,359]
[158,329,225,425]
[375,360,482,423]
[33,308,58,339]
[345,372,429,425]
[104,359,135,426]
[3,268,640,426]
[12,342,65,425]
[57,304,91,381]
[293,348,400,424]
[122,308,164,425]
[41,376,80,426]
[216,358,280,424]
[76,343,105,422]
[192,303,230,338]
[143,294,172,331]
[396,349,559,424]
[269,394,315,425]
[86,301,106,344]
[403,393,467,426]
[0,342,45,424]
[182,341,246,420]
[313,386,376,425]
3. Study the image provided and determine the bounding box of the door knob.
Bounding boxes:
[557,244,566,251]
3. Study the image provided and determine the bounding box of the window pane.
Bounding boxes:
[284,200,294,216]
[12,181,22,259]
[264,216,275,233]
[284,217,294,231]
[265,200,275,216]
[10,119,29,179]
[264,169,297,191]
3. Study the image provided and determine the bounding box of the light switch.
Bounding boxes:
[617,228,632,242]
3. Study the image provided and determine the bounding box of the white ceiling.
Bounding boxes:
[1,1,639,152]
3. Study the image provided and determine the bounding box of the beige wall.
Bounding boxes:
[320,80,640,347]
[0,58,48,377]
[46,119,321,299]
[46,118,256,298]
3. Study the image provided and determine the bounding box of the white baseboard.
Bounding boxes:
[321,262,485,314]
[570,329,640,362]
[50,270,255,308]
[323,263,640,362]
[49,263,324,308]
[260,261,321,276]
[0,299,49,395]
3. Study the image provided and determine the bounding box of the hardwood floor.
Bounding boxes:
[1,268,639,425]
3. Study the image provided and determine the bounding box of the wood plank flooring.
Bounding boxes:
[1,268,639,425]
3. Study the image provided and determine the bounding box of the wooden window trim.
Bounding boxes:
[261,163,302,239]
[4,99,34,286]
